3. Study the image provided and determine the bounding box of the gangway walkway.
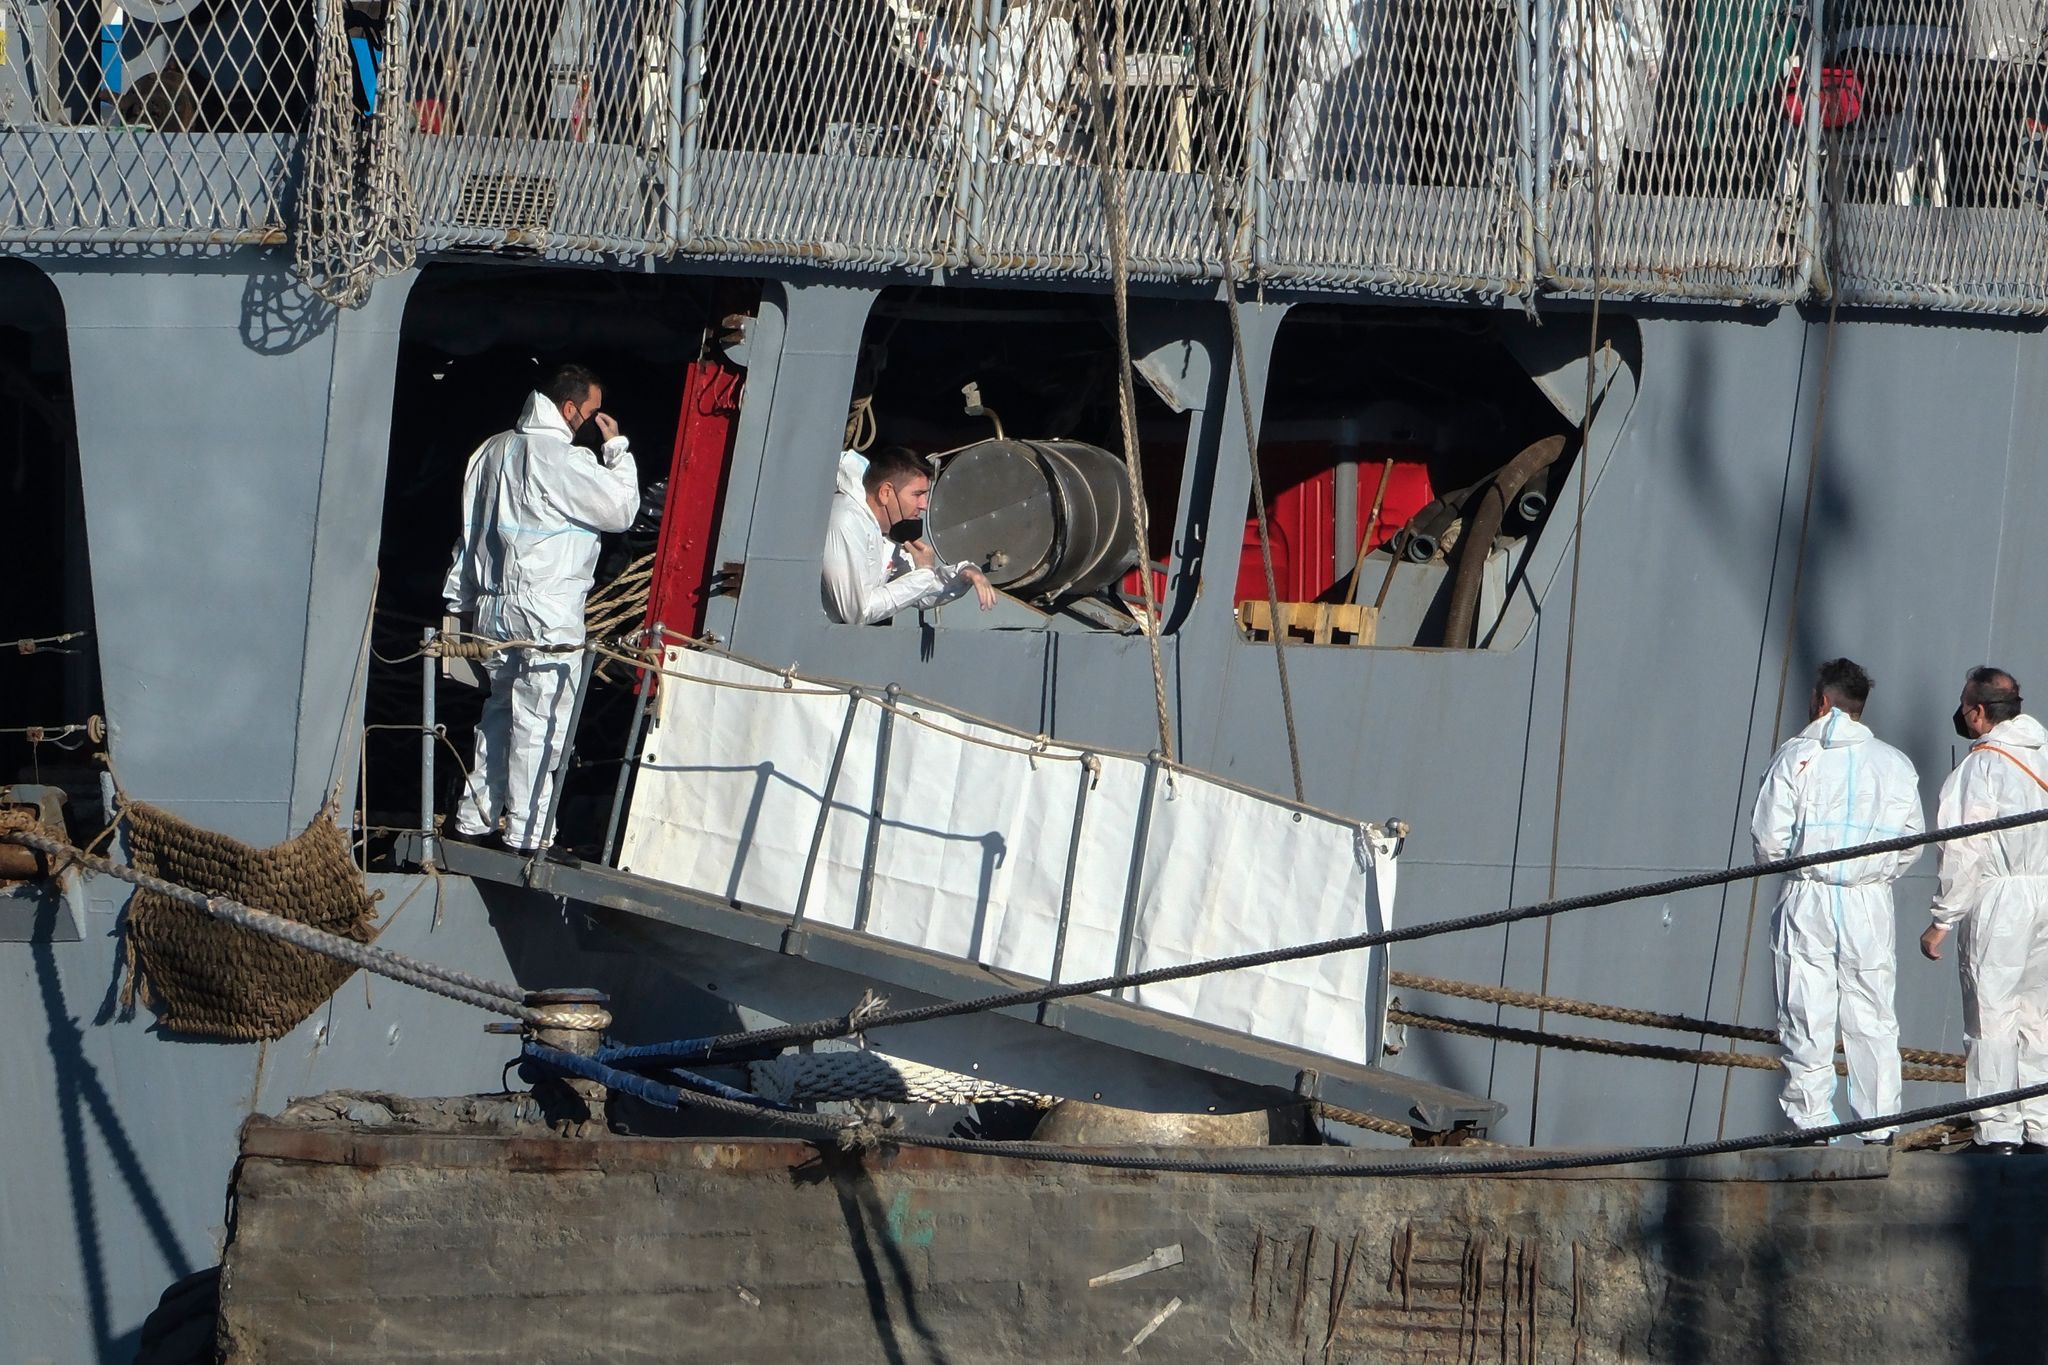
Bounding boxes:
[417,637,1506,1135]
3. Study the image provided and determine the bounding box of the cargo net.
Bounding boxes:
[0,0,315,243]
[295,0,417,303]
[1541,0,1814,298]
[1260,0,1525,293]
[120,802,380,1042]
[399,0,674,255]
[1824,0,2048,308]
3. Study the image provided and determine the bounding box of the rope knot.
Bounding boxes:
[835,1101,901,1152]
[845,989,890,1046]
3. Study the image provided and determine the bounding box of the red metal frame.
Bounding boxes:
[644,359,745,638]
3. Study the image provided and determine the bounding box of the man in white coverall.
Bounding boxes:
[1920,667,2048,1154]
[820,445,996,625]
[443,365,638,853]
[1752,658,1923,1145]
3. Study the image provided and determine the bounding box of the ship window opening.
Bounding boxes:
[1240,307,1584,650]
[362,264,758,867]
[846,285,1196,633]
[0,263,105,826]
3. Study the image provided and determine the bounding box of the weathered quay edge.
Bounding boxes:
[221,1102,2039,1363]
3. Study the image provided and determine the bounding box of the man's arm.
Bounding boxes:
[821,516,948,625]
[1883,755,1927,881]
[1925,759,1996,959]
[542,419,640,533]
[1750,744,1800,863]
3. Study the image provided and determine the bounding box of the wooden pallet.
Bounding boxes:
[1238,600,1377,645]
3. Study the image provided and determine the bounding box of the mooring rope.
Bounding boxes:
[1388,969,1965,1068]
[1390,1008,1963,1084]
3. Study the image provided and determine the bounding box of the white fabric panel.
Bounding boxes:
[986,752,1151,985]
[1126,773,1389,1063]
[617,646,1398,1064]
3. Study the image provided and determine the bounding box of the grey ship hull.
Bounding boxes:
[3,247,2039,1358]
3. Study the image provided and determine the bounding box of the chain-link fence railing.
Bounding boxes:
[1260,0,1531,294]
[680,0,959,266]
[1538,0,1819,300]
[13,0,2048,312]
[399,0,673,255]
[1824,0,2048,310]
[1,0,315,243]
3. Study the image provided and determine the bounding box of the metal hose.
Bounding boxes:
[1441,436,1570,648]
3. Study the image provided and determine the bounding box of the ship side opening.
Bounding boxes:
[0,261,105,833]
[851,285,1198,633]
[1242,306,1634,649]
[362,264,759,865]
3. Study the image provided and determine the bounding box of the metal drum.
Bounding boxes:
[926,438,1138,600]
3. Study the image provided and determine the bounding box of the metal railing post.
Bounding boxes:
[1246,0,1273,273]
[1530,0,1554,283]
[1800,0,1827,300]
[958,0,996,265]
[599,626,662,867]
[420,627,437,863]
[671,0,709,248]
[1112,751,1162,999]
[788,688,863,952]
[1039,754,1097,1025]
[853,684,901,933]
[1513,0,1541,291]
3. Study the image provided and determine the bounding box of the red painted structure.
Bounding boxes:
[1233,447,1432,605]
[644,359,745,637]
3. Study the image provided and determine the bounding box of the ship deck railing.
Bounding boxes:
[7,0,2048,315]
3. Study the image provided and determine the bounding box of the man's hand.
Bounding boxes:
[594,412,620,444]
[905,539,939,570]
[1920,923,1950,961]
[964,565,997,610]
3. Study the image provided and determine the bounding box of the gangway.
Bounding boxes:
[415,638,1504,1137]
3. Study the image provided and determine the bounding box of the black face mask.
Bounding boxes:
[1954,706,1973,740]
[887,517,924,545]
[574,419,603,449]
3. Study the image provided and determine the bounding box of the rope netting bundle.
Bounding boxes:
[121,803,380,1041]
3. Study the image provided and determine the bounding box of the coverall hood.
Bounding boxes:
[836,450,869,501]
[1800,708,1873,750]
[1982,714,2048,750]
[516,389,576,440]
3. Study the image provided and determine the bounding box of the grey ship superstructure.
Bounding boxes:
[5,0,2047,1356]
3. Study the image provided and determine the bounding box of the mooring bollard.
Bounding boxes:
[524,987,613,1129]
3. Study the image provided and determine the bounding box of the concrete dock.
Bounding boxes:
[219,1099,2048,1363]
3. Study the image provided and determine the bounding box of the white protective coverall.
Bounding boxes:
[1275,0,1367,180]
[918,2,1078,166]
[820,450,975,625]
[1752,707,1924,1139]
[443,391,639,850]
[1554,0,1665,175]
[1932,713,2048,1145]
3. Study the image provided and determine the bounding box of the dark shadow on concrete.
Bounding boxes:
[34,906,193,1364]
[829,1162,954,1365]
[1961,1154,2048,1364]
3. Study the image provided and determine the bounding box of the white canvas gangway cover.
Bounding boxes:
[617,646,1400,1065]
